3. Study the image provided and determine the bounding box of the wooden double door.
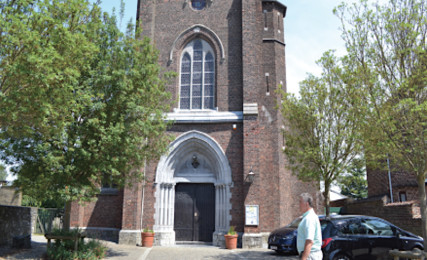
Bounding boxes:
[174,183,215,242]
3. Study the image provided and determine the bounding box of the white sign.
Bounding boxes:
[245,205,259,226]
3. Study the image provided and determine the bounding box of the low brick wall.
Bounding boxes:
[0,205,37,246]
[0,187,22,206]
[343,196,422,236]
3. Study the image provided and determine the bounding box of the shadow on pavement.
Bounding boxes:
[0,241,47,260]
[104,248,132,258]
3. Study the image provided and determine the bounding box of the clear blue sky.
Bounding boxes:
[93,0,349,95]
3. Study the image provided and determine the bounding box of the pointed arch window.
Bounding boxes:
[191,0,206,10]
[180,39,215,110]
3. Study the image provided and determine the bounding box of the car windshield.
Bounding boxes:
[287,217,302,228]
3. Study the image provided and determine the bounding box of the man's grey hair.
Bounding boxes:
[300,193,314,208]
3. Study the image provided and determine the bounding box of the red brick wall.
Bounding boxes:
[70,192,123,229]
[367,160,418,199]
[344,196,422,236]
[367,163,426,204]
[138,0,319,235]
[121,183,143,230]
[138,0,243,112]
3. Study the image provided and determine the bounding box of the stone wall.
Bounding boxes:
[0,205,37,246]
[0,187,22,206]
[343,196,422,236]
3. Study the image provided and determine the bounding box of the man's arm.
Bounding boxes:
[301,239,313,260]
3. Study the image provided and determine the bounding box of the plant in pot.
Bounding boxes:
[224,226,238,249]
[141,227,155,247]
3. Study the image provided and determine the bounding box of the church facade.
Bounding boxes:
[70,0,319,248]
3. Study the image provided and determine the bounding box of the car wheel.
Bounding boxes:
[332,254,351,260]
[275,250,290,255]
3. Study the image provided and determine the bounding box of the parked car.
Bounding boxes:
[268,216,302,254]
[268,215,424,260]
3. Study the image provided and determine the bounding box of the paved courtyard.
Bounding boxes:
[0,235,300,260]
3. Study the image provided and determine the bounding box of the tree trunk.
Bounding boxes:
[323,184,330,217]
[416,174,427,251]
[63,201,72,232]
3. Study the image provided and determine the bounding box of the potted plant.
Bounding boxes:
[224,226,238,249]
[141,227,155,247]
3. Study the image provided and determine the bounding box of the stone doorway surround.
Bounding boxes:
[153,130,233,246]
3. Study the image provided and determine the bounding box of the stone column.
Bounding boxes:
[213,183,232,246]
[154,183,176,246]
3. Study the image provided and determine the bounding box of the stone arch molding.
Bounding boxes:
[169,24,225,63]
[153,131,233,246]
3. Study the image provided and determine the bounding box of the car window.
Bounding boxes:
[334,218,368,235]
[288,217,302,228]
[321,221,328,230]
[396,228,411,237]
[346,222,366,235]
[320,220,337,238]
[363,219,394,236]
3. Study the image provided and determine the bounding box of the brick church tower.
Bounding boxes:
[70,0,319,248]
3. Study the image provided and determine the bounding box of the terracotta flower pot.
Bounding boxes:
[141,232,155,247]
[224,234,238,249]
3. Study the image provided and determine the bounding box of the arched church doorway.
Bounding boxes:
[154,131,232,246]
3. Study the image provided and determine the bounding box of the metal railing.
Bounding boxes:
[35,208,63,234]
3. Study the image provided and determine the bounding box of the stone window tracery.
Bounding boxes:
[179,39,215,110]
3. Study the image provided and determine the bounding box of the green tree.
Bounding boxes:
[0,0,100,139]
[335,0,426,247]
[0,0,173,229]
[0,163,7,181]
[280,51,365,216]
[337,157,368,199]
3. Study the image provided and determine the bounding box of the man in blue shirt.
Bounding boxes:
[297,193,323,260]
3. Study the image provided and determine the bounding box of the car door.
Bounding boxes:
[395,228,424,251]
[339,218,374,260]
[362,218,399,260]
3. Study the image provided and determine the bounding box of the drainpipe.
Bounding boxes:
[140,137,148,233]
[140,154,147,234]
[387,155,393,203]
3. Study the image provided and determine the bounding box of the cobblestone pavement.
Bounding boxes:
[0,235,300,260]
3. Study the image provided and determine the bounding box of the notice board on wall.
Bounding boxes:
[245,205,259,226]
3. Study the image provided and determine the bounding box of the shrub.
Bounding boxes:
[46,229,106,260]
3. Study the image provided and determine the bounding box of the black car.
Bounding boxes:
[322,215,424,260]
[268,215,424,260]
